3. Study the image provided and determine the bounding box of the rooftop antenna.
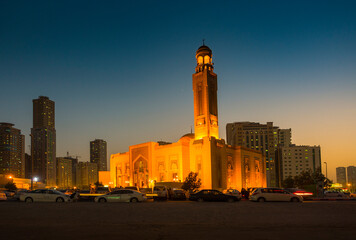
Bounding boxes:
[190,126,193,134]
[202,39,205,46]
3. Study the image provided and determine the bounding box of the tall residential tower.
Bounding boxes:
[31,96,56,186]
[90,139,107,171]
[0,123,25,178]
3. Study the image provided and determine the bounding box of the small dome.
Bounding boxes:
[179,133,195,142]
[196,45,212,57]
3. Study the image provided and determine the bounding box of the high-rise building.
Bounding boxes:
[226,122,290,187]
[0,123,25,178]
[56,157,73,188]
[347,166,356,189]
[336,167,347,186]
[278,129,292,147]
[31,96,56,186]
[76,162,98,189]
[279,145,321,180]
[90,139,107,171]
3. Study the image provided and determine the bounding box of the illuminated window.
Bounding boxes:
[198,56,203,65]
[204,55,210,64]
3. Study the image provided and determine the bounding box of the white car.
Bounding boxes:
[94,189,146,203]
[223,189,242,201]
[324,191,349,199]
[153,186,168,201]
[20,189,71,202]
[250,188,303,202]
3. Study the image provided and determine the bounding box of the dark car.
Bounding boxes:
[170,189,187,200]
[189,189,239,202]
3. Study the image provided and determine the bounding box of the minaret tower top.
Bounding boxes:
[195,44,214,73]
[192,44,219,140]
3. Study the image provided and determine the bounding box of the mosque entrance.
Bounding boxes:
[133,157,148,187]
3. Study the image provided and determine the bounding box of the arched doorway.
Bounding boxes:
[133,156,148,187]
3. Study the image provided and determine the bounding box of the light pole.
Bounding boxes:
[324,162,328,179]
[31,177,38,190]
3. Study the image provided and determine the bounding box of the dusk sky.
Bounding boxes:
[1,0,355,181]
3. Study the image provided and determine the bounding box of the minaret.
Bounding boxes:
[192,44,219,140]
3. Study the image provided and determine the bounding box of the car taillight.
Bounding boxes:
[294,191,313,196]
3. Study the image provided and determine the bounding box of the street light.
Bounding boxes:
[31,177,39,190]
[324,162,328,179]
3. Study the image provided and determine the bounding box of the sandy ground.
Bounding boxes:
[1,200,356,240]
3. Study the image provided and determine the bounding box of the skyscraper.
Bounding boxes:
[0,123,25,178]
[336,167,347,186]
[31,96,56,186]
[347,166,356,189]
[90,139,107,171]
[226,122,290,187]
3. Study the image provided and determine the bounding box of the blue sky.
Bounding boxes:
[1,0,356,181]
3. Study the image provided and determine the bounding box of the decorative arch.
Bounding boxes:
[132,155,149,187]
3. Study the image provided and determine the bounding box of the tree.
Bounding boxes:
[181,172,201,192]
[5,182,17,191]
[293,168,332,189]
[282,176,295,188]
[294,170,314,187]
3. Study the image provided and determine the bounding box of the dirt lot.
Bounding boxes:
[1,200,356,240]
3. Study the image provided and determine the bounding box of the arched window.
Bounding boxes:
[204,55,210,64]
[198,56,203,65]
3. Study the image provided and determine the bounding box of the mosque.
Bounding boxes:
[109,45,267,190]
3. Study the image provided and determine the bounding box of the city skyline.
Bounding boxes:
[1,1,356,181]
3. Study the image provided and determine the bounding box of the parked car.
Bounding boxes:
[324,191,349,199]
[125,186,140,191]
[0,191,7,201]
[223,189,242,201]
[20,189,71,202]
[189,189,239,202]
[153,186,168,201]
[4,191,15,198]
[96,187,111,194]
[284,188,314,200]
[250,188,303,202]
[170,189,187,200]
[13,189,30,201]
[95,189,146,203]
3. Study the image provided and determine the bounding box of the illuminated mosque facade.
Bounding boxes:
[109,45,267,190]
